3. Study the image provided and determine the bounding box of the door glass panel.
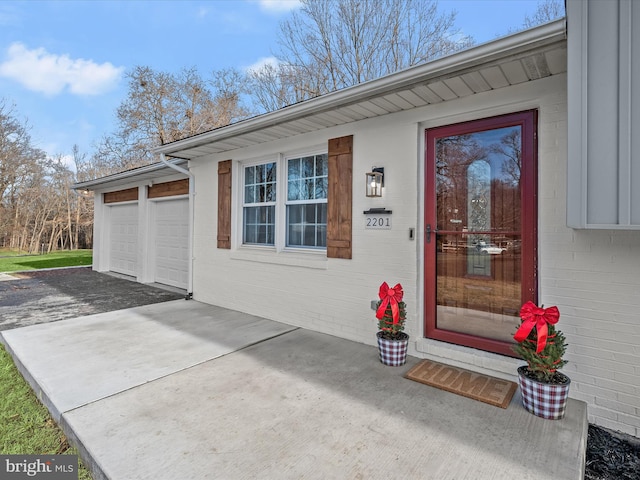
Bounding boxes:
[435,126,522,343]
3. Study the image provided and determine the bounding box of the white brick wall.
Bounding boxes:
[190,73,640,436]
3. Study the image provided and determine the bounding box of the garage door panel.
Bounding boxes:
[154,199,188,289]
[109,204,138,277]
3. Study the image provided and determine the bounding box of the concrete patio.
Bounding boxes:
[1,300,587,479]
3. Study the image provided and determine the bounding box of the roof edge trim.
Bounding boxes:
[154,19,566,157]
[72,158,188,191]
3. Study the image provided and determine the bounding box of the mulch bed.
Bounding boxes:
[585,425,640,480]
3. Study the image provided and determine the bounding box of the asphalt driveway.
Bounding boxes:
[0,267,184,331]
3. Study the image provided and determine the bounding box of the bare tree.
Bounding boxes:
[523,0,565,29]
[0,100,49,251]
[249,0,473,111]
[98,66,250,169]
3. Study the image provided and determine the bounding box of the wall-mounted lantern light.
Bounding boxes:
[366,167,384,197]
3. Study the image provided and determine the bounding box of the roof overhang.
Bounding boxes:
[72,158,188,191]
[155,19,567,161]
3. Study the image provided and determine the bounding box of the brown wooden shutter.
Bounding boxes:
[217,160,232,249]
[327,135,353,259]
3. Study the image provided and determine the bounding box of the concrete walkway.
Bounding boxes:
[1,300,587,480]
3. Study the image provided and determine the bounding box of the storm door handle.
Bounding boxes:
[426,224,438,243]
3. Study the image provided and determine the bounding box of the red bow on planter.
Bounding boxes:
[514,301,560,353]
[376,282,404,325]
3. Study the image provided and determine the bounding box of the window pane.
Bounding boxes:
[287,203,327,248]
[287,154,328,202]
[265,162,276,182]
[316,154,328,176]
[315,177,328,199]
[245,163,276,204]
[243,206,275,245]
[246,166,255,184]
[302,156,314,178]
[289,204,301,223]
[288,159,300,180]
[288,224,302,246]
[318,203,327,223]
[288,180,301,201]
[255,164,264,182]
[244,185,254,204]
[316,225,326,247]
[305,204,316,222]
[303,226,315,246]
[266,183,276,202]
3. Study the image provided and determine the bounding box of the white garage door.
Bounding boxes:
[154,199,189,289]
[109,203,138,277]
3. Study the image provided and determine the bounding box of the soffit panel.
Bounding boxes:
[334,106,369,121]
[459,71,492,93]
[545,48,567,74]
[353,100,390,116]
[319,109,358,124]
[368,96,405,114]
[426,81,458,101]
[381,92,417,110]
[305,113,342,128]
[500,60,530,83]
[395,89,430,108]
[479,66,510,89]
[341,103,383,118]
[442,76,474,97]
[410,84,446,103]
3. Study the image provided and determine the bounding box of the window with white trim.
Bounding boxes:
[286,154,328,248]
[243,162,276,245]
[240,152,328,250]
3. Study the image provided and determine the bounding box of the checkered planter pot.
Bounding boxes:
[376,332,409,366]
[517,366,571,420]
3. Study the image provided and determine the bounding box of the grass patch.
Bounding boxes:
[0,344,92,479]
[0,250,92,273]
[0,249,29,257]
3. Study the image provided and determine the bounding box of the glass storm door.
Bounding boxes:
[424,111,537,356]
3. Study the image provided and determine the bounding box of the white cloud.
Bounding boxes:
[256,0,301,14]
[0,42,124,96]
[245,56,280,73]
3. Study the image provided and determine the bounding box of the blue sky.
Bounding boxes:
[0,0,552,165]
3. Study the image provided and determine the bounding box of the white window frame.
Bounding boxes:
[240,157,278,248]
[235,147,328,255]
[284,151,328,250]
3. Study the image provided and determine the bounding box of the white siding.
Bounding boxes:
[567,0,640,228]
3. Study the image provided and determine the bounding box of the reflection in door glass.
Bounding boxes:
[435,127,522,343]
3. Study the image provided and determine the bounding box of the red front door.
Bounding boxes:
[424,111,538,356]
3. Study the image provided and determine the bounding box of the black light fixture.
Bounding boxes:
[366,167,384,197]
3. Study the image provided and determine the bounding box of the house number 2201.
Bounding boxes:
[365,216,392,229]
